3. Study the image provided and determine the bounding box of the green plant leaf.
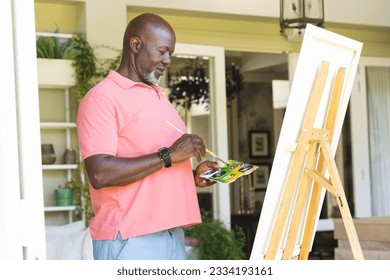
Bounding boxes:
[185,209,246,260]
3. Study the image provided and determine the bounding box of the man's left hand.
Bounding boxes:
[194,160,219,187]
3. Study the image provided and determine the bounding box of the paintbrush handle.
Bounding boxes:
[206,148,227,165]
[166,121,227,165]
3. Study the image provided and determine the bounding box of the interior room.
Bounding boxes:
[2,0,390,261]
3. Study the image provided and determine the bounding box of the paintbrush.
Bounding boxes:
[166,121,228,165]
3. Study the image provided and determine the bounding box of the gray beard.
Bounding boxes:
[144,70,161,85]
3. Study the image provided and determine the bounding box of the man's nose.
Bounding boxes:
[162,54,171,65]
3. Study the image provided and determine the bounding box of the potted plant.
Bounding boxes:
[185,209,246,260]
[167,63,210,124]
[36,34,75,87]
[55,184,73,206]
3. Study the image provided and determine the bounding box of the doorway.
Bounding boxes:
[165,43,231,225]
[350,57,390,217]
[225,51,288,215]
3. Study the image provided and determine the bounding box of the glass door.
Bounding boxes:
[350,57,390,217]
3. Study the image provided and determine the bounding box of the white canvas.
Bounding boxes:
[250,24,363,260]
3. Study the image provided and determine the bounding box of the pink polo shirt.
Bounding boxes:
[76,70,201,240]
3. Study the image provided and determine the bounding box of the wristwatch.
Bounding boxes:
[157,147,172,168]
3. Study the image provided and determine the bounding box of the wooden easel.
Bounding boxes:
[263,61,364,260]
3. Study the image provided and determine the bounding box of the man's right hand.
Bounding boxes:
[169,133,206,163]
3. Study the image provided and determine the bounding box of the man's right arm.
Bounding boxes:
[84,153,164,189]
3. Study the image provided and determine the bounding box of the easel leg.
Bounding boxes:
[320,141,364,260]
[282,140,320,259]
[299,181,324,259]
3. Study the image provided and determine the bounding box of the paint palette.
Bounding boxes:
[199,160,258,183]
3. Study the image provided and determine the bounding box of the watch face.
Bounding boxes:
[159,147,171,157]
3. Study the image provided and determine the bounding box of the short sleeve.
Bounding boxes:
[76,92,118,160]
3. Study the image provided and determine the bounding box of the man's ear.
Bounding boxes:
[130,37,142,53]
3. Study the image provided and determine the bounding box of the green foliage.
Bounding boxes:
[65,36,121,107]
[185,210,246,260]
[36,36,70,59]
[64,33,98,107]
[65,162,94,226]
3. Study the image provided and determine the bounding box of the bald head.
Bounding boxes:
[117,13,176,84]
[122,13,175,54]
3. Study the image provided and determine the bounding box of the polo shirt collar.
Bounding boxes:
[107,70,163,94]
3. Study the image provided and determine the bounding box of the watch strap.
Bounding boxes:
[158,147,172,168]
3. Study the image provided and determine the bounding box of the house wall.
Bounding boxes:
[127,9,390,57]
[34,1,81,33]
[34,1,390,58]
[124,0,390,29]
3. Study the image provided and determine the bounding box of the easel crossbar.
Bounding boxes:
[306,169,335,194]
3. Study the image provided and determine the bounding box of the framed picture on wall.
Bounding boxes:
[253,164,270,190]
[249,130,270,158]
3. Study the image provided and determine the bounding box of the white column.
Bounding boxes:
[0,0,23,260]
[209,47,231,226]
[0,0,46,259]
